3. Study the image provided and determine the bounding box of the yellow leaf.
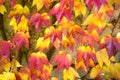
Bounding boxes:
[0,5,6,14]
[11,58,22,71]
[23,5,30,14]
[51,77,58,80]
[96,49,110,67]
[36,37,50,51]
[32,0,44,11]
[17,15,29,32]
[82,13,106,27]
[74,0,86,17]
[63,67,80,80]
[90,65,100,79]
[0,72,16,80]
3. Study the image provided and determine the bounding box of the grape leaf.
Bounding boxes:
[49,3,72,22]
[53,51,72,71]
[0,0,6,5]
[0,40,14,59]
[86,0,108,10]
[28,52,49,72]
[60,0,74,8]
[30,13,50,32]
[44,26,62,46]
[0,5,6,14]
[10,15,29,32]
[75,46,96,72]
[10,0,16,7]
[32,0,50,11]
[63,67,80,80]
[36,37,50,52]
[8,4,30,23]
[99,35,120,58]
[12,32,30,51]
[96,49,110,67]
[74,0,86,17]
[0,72,16,80]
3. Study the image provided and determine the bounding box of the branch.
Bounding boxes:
[0,14,7,40]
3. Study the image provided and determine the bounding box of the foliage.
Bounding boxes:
[0,0,120,80]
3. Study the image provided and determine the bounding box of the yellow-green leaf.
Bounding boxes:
[96,49,110,67]
[63,67,80,80]
[32,0,44,11]
[0,72,16,80]
[0,5,6,14]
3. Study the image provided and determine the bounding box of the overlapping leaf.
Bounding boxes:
[9,4,30,23]
[53,51,72,71]
[12,32,30,51]
[75,46,96,73]
[60,0,74,8]
[44,26,62,48]
[63,67,80,80]
[86,0,108,10]
[82,29,100,47]
[30,13,50,32]
[10,15,29,32]
[49,3,72,22]
[0,40,14,59]
[32,0,50,11]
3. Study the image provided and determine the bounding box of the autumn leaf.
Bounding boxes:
[75,46,96,73]
[12,32,30,51]
[53,51,72,71]
[10,15,29,32]
[11,58,22,71]
[60,0,74,8]
[17,67,31,80]
[44,26,62,47]
[99,35,120,58]
[63,67,80,80]
[82,13,106,31]
[49,3,72,22]
[0,5,6,14]
[82,29,100,47]
[8,4,30,23]
[0,0,6,5]
[10,0,16,7]
[32,0,50,11]
[30,13,50,32]
[85,0,108,10]
[0,72,16,80]
[36,37,50,51]
[0,57,10,72]
[74,0,86,17]
[0,40,14,59]
[96,49,110,67]
[28,52,49,72]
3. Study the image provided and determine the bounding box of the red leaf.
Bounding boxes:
[86,0,108,10]
[30,13,50,32]
[12,32,29,51]
[28,52,49,72]
[49,4,72,22]
[10,0,16,7]
[60,0,74,8]
[0,0,6,5]
[0,40,13,59]
[53,51,72,71]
